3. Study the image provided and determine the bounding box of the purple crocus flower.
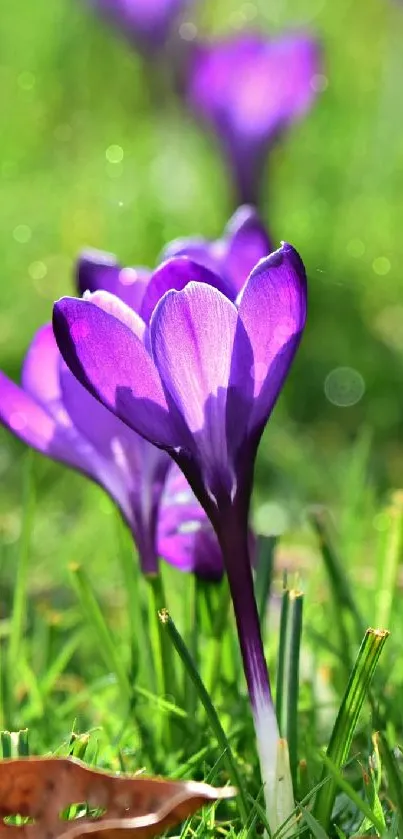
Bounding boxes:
[86,0,190,52]
[53,212,307,826]
[0,327,222,580]
[188,32,321,204]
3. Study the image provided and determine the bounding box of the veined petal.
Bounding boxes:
[83,290,145,339]
[237,242,307,435]
[53,297,181,448]
[140,257,233,323]
[59,360,139,462]
[150,282,246,501]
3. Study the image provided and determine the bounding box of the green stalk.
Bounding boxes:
[276,589,303,789]
[276,587,290,730]
[313,627,389,831]
[375,493,403,629]
[309,508,364,660]
[7,451,36,709]
[159,609,249,824]
[146,573,179,702]
[204,580,232,698]
[69,563,131,703]
[254,535,276,634]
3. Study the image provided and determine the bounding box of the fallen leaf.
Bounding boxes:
[0,756,236,837]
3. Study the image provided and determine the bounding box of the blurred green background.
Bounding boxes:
[1,0,403,583]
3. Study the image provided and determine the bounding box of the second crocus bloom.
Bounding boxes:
[188,32,321,204]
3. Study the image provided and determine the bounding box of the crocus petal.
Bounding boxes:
[160,206,271,298]
[150,282,251,500]
[189,33,319,142]
[83,290,145,339]
[53,297,182,449]
[223,205,272,295]
[0,373,59,454]
[0,372,98,479]
[140,257,234,323]
[237,242,307,435]
[77,250,150,314]
[21,324,67,423]
[188,33,320,202]
[157,465,224,580]
[88,0,189,50]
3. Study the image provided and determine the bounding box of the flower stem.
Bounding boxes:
[218,512,294,833]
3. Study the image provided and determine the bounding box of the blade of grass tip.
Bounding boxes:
[17,728,29,756]
[377,731,403,833]
[1,731,12,758]
[146,573,179,702]
[158,608,249,825]
[276,587,290,731]
[375,493,403,630]
[285,591,303,791]
[69,563,131,704]
[313,627,389,831]
[309,507,365,655]
[319,753,385,834]
[255,535,276,636]
[7,451,36,697]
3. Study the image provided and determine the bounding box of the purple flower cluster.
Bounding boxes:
[1,204,307,830]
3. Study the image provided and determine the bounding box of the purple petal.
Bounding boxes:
[0,372,59,455]
[237,242,307,436]
[189,33,320,141]
[53,297,182,449]
[140,256,234,323]
[157,465,224,580]
[77,249,150,314]
[188,33,320,202]
[88,0,189,49]
[150,282,251,500]
[21,324,67,421]
[160,207,271,298]
[83,290,145,339]
[0,371,100,480]
[223,206,272,295]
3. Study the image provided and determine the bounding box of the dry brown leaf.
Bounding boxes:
[0,756,236,838]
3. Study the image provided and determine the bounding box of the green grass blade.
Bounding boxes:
[319,754,386,834]
[69,563,131,703]
[276,588,303,790]
[375,492,403,630]
[255,535,276,634]
[159,608,249,825]
[313,627,389,831]
[309,508,364,650]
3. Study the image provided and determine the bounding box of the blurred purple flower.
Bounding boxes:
[188,32,321,204]
[86,0,190,51]
[53,211,307,824]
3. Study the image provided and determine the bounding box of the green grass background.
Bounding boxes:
[1,0,403,618]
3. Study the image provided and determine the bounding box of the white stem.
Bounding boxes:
[253,695,295,836]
